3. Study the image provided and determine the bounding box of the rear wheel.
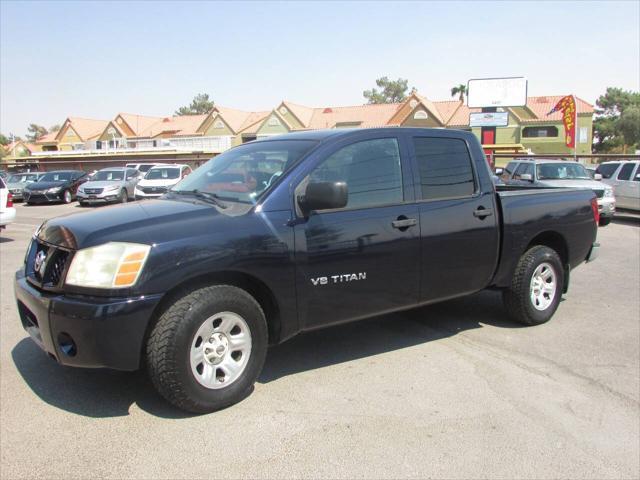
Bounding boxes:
[120,189,128,203]
[599,217,611,227]
[146,285,268,413]
[62,190,72,204]
[503,246,564,325]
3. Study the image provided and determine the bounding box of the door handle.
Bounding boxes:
[473,207,493,218]
[392,217,417,230]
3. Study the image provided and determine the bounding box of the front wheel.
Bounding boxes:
[503,245,564,326]
[120,189,128,203]
[599,216,611,227]
[62,190,72,204]
[146,285,268,413]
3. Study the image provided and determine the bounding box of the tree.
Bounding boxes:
[450,84,467,102]
[363,77,410,104]
[49,124,61,133]
[0,133,9,146]
[26,124,48,142]
[593,87,640,153]
[175,93,215,115]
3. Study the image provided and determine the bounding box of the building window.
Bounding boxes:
[214,120,224,129]
[66,128,75,137]
[409,99,418,109]
[413,137,476,201]
[522,126,559,138]
[279,106,288,115]
[268,117,280,127]
[413,110,428,120]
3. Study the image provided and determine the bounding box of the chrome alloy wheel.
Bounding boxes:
[530,262,557,311]
[190,312,252,389]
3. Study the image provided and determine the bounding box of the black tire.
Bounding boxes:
[62,190,72,204]
[503,245,564,326]
[599,216,611,227]
[78,200,86,207]
[146,285,268,413]
[120,189,128,203]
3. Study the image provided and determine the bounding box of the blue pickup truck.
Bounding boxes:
[15,128,599,412]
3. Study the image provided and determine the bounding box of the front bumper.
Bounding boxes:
[597,197,616,217]
[23,191,61,203]
[77,191,121,203]
[14,270,163,370]
[0,207,16,227]
[9,189,24,200]
[586,242,600,263]
[134,191,163,200]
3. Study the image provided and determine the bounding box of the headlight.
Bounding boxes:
[66,242,151,288]
[604,188,614,198]
[46,187,61,193]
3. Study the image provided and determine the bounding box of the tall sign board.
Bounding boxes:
[467,77,528,108]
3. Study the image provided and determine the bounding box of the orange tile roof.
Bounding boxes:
[138,114,208,138]
[213,106,270,133]
[118,113,165,136]
[521,95,594,123]
[34,131,59,144]
[307,103,403,130]
[433,100,464,124]
[282,101,315,126]
[65,117,109,141]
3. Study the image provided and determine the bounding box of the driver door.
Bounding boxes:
[293,134,420,330]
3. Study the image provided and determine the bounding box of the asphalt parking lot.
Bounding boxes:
[1,202,639,479]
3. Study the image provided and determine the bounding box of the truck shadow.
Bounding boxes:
[612,211,640,227]
[12,290,520,419]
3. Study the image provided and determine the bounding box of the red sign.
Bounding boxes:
[548,95,577,149]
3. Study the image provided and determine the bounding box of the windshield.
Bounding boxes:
[172,140,318,203]
[146,167,180,180]
[139,164,156,172]
[93,170,124,181]
[537,163,590,180]
[40,172,73,182]
[8,173,39,183]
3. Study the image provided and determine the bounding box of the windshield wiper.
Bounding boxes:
[172,189,228,209]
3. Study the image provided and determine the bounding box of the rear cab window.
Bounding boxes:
[412,137,476,200]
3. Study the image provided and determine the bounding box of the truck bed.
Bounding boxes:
[491,186,597,288]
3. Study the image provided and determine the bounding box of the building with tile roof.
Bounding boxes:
[11,90,594,163]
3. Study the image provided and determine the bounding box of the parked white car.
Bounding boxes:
[596,161,640,211]
[0,177,16,230]
[134,164,192,199]
[125,162,165,178]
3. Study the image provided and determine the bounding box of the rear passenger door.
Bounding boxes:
[409,135,499,303]
[294,134,420,329]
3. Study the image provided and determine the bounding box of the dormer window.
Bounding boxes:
[214,120,224,129]
[268,117,281,127]
[413,110,428,120]
[279,106,288,115]
[409,99,418,109]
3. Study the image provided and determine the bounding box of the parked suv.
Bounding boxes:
[0,177,16,230]
[125,163,164,177]
[134,164,191,199]
[596,161,640,211]
[502,159,615,226]
[23,170,88,205]
[77,167,140,206]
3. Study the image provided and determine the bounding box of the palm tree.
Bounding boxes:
[450,84,467,102]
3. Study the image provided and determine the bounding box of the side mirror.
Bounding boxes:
[299,181,348,214]
[519,173,533,182]
[593,173,603,181]
[494,168,504,175]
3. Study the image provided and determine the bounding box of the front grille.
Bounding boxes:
[27,239,72,290]
[594,189,604,199]
[83,188,103,194]
[11,189,21,194]
[141,186,167,194]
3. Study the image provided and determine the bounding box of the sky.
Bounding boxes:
[1,0,639,136]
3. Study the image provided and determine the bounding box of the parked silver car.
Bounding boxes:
[77,167,139,206]
[5,172,43,201]
[501,159,616,226]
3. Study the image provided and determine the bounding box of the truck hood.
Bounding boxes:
[537,179,607,191]
[37,198,226,250]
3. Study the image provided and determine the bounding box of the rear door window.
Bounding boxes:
[617,163,636,181]
[412,137,476,200]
